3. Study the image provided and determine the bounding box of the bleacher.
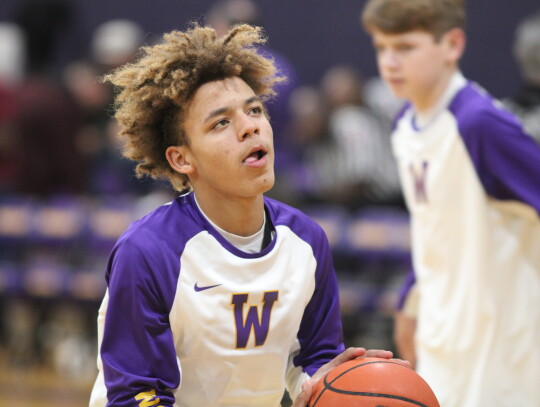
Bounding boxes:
[0,195,412,367]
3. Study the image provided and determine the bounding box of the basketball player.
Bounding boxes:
[361,1,540,406]
[89,24,392,407]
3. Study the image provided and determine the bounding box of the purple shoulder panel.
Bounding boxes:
[450,83,540,214]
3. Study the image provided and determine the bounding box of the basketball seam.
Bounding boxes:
[321,388,430,407]
[328,360,412,387]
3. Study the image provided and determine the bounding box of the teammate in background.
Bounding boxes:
[361,1,540,406]
[89,24,392,407]
[504,9,540,144]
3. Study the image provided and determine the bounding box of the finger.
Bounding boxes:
[363,349,394,359]
[390,357,411,367]
[311,347,366,382]
[302,379,315,395]
[291,390,309,407]
[333,347,367,364]
[291,380,315,407]
[321,348,366,374]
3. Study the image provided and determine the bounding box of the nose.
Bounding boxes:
[237,113,260,141]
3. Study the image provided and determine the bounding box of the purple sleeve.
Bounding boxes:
[454,91,540,214]
[293,229,345,376]
[101,238,179,407]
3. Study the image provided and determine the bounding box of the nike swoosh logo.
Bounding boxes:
[194,282,223,292]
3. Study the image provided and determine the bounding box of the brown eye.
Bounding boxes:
[212,118,229,130]
[249,106,262,115]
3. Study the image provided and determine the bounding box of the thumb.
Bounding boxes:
[291,379,316,407]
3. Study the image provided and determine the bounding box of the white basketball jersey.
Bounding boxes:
[89,192,344,407]
[393,73,540,407]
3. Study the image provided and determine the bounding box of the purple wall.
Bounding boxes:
[1,0,537,98]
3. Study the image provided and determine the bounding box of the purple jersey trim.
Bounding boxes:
[450,83,540,215]
[392,102,411,132]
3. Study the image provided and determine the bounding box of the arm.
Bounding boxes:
[288,223,410,406]
[286,226,404,399]
[286,230,345,398]
[393,270,417,369]
[99,239,179,407]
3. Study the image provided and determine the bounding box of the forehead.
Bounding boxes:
[187,77,256,115]
[372,29,436,45]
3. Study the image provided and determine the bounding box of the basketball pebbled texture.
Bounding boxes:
[308,357,440,407]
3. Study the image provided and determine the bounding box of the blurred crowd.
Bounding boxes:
[0,0,407,207]
[0,0,539,389]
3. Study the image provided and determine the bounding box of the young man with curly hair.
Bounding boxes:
[89,24,392,407]
[361,1,540,406]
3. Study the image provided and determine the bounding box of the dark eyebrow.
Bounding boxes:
[203,96,262,123]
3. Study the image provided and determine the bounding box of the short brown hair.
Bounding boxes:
[103,24,284,191]
[361,0,466,39]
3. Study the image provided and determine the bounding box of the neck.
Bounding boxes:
[194,189,265,236]
[413,68,456,115]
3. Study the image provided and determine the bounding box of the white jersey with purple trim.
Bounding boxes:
[392,72,540,407]
[89,192,344,407]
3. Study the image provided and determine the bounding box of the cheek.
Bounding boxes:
[421,57,444,82]
[191,142,228,172]
[207,148,228,166]
[262,121,273,142]
[407,55,436,80]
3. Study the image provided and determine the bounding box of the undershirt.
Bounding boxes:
[194,194,267,253]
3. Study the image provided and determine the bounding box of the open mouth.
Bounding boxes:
[243,147,267,164]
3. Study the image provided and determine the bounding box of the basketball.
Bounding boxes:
[308,357,440,407]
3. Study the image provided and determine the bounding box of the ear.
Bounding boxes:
[166,145,194,175]
[444,28,466,63]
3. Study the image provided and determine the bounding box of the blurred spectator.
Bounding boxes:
[13,76,84,197]
[504,9,540,144]
[287,85,329,149]
[0,22,25,86]
[14,0,73,76]
[91,19,145,72]
[0,22,24,193]
[363,76,405,124]
[11,0,86,197]
[283,85,330,205]
[62,19,161,196]
[296,65,403,210]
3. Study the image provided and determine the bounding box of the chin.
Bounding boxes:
[258,173,275,195]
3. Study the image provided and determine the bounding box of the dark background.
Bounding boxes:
[0,0,537,98]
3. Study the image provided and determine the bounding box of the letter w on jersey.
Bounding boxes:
[409,161,429,203]
[231,291,279,348]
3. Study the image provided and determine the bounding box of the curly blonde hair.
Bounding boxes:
[103,24,284,191]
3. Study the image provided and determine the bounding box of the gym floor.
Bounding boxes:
[0,361,94,407]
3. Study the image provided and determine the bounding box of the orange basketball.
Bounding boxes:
[308,357,440,407]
